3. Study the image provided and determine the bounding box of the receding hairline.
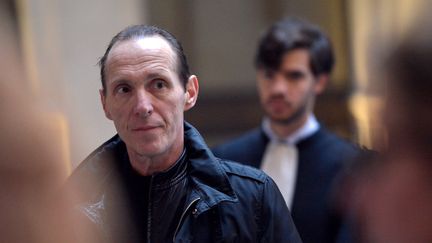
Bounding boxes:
[104,35,180,78]
[107,35,177,62]
[99,25,191,93]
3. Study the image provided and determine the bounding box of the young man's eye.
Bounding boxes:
[286,71,304,80]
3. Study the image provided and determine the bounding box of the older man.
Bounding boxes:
[68,25,301,243]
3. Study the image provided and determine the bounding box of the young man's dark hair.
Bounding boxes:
[98,25,190,92]
[255,17,334,77]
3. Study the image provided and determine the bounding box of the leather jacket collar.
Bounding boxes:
[180,122,238,214]
[73,122,238,214]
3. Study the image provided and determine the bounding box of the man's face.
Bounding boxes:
[100,36,197,163]
[257,49,326,125]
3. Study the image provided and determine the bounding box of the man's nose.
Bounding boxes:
[270,77,288,93]
[133,90,153,118]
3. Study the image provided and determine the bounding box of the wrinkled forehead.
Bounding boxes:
[107,36,178,71]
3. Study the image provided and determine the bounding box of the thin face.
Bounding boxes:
[100,36,197,170]
[257,49,325,125]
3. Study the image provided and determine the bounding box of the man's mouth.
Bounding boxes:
[267,98,289,107]
[131,125,160,132]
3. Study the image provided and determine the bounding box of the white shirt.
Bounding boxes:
[261,115,319,209]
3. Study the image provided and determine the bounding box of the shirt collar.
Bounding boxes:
[262,114,320,144]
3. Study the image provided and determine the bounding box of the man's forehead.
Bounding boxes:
[280,50,310,68]
[258,48,311,72]
[109,36,175,59]
[106,36,177,71]
[282,48,310,60]
[134,36,171,51]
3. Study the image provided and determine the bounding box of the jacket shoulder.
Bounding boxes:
[212,128,264,153]
[315,128,360,158]
[217,158,268,184]
[215,158,302,242]
[212,128,268,167]
[67,135,123,202]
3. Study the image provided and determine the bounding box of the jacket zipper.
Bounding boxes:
[147,176,154,243]
[172,197,200,242]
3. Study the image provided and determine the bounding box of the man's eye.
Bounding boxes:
[116,86,131,94]
[153,80,167,89]
[286,71,304,80]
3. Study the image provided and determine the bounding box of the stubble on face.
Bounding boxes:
[257,49,319,135]
[103,36,187,175]
[266,96,309,125]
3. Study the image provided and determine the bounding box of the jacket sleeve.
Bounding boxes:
[259,176,303,243]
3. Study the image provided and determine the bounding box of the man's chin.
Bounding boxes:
[266,104,308,126]
[124,137,164,155]
[267,112,303,126]
[266,110,292,123]
[135,147,165,158]
[269,116,295,125]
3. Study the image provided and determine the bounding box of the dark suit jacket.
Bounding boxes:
[212,127,359,243]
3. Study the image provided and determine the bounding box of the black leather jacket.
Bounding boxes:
[69,122,302,243]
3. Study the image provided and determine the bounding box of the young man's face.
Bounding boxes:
[100,36,197,168]
[257,49,326,125]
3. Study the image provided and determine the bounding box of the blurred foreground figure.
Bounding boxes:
[0,85,100,243]
[342,20,432,243]
[0,5,99,243]
[68,25,301,242]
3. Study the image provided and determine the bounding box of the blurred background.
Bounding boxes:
[2,0,428,169]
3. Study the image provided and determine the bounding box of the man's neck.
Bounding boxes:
[126,144,184,176]
[270,113,310,138]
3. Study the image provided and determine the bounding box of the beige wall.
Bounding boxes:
[17,0,146,166]
[347,0,428,148]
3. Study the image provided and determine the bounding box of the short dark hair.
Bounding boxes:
[98,25,190,92]
[255,17,334,76]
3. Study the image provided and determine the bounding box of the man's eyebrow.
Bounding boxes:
[110,78,130,85]
[285,70,303,73]
[146,71,170,80]
[281,69,305,74]
[146,73,162,79]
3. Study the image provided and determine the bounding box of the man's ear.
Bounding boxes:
[99,89,112,120]
[184,75,199,111]
[314,74,329,95]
